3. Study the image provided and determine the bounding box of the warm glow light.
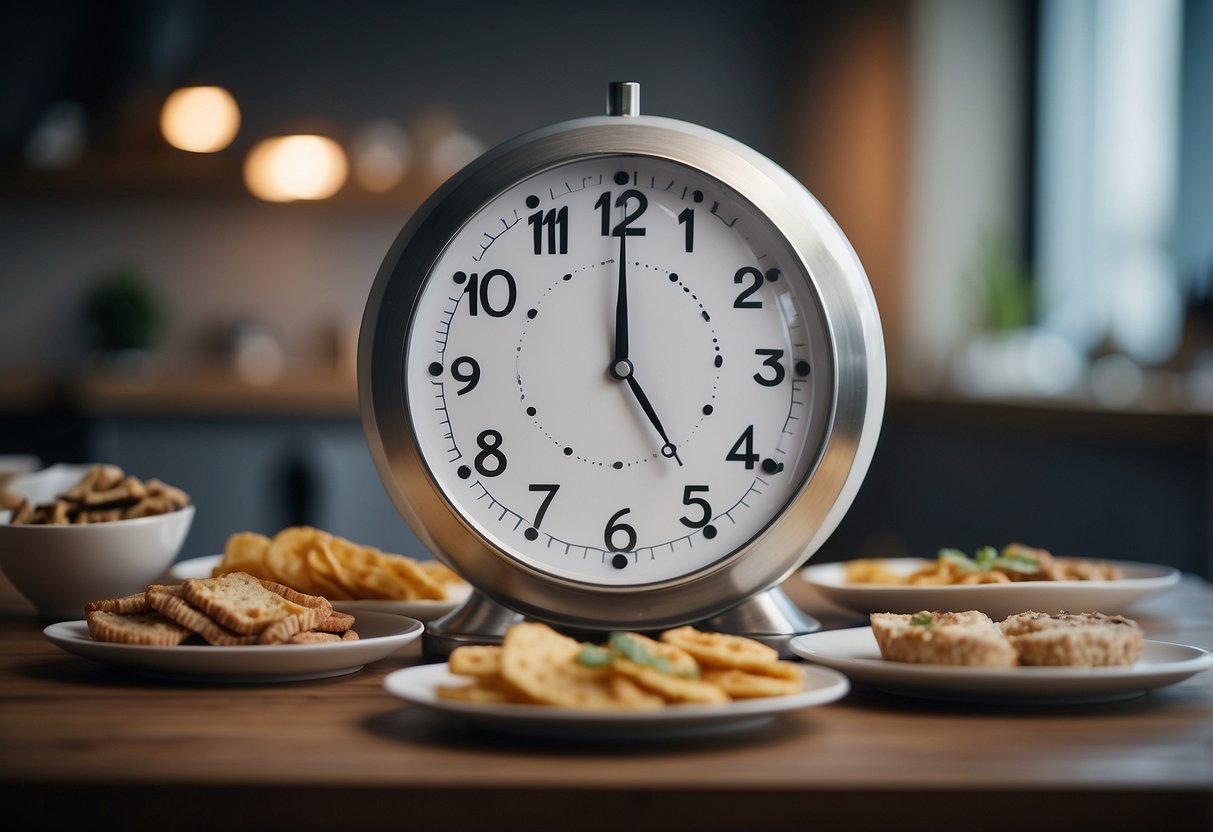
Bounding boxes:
[243,135,349,202]
[160,86,240,153]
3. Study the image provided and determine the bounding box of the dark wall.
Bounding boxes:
[819,402,1213,578]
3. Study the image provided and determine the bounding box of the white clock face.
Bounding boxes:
[405,155,833,587]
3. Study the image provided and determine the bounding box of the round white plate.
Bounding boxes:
[383,662,850,740]
[799,559,1179,620]
[43,610,423,683]
[790,627,1213,704]
[169,554,470,622]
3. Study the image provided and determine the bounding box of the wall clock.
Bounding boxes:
[360,83,885,655]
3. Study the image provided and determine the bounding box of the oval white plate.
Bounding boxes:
[799,559,1179,620]
[383,662,849,740]
[790,627,1212,704]
[44,610,423,683]
[170,554,470,622]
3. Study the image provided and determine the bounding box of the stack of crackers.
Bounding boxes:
[439,622,804,710]
[11,464,189,525]
[86,572,357,646]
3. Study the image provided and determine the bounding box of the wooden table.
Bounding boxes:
[1,571,1210,832]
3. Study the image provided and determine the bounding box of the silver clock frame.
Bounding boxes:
[360,86,885,653]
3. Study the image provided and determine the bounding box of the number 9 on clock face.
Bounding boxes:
[405,155,834,587]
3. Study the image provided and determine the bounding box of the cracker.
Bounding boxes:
[258,605,331,645]
[10,500,33,524]
[182,572,326,635]
[147,588,258,646]
[86,610,192,646]
[82,475,147,507]
[287,631,342,644]
[314,609,356,634]
[85,592,151,615]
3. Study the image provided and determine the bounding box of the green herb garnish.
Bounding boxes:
[937,546,1041,575]
[910,613,935,629]
[575,644,615,668]
[608,632,698,678]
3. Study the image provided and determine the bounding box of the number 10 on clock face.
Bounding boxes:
[406,155,833,587]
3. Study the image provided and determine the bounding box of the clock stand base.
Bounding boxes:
[421,586,820,659]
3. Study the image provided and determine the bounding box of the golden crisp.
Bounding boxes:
[660,626,780,672]
[213,526,462,602]
[437,623,802,711]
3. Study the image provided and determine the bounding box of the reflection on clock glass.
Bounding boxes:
[406,155,833,586]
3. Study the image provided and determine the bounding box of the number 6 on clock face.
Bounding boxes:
[362,104,884,630]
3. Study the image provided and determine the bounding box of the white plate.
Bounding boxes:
[790,627,1213,704]
[383,662,850,740]
[43,610,423,683]
[799,559,1179,620]
[169,554,470,622]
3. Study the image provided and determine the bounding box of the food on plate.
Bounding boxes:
[9,464,189,525]
[1000,611,1143,667]
[843,543,1123,586]
[85,609,193,646]
[870,611,1018,667]
[437,622,803,710]
[870,609,1143,667]
[212,526,464,601]
[84,572,359,646]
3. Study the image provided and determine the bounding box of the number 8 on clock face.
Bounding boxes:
[362,94,884,633]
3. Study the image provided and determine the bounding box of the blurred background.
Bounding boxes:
[1,0,1210,577]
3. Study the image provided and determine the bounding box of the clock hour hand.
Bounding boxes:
[623,370,682,467]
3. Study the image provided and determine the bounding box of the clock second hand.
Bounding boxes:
[608,233,683,467]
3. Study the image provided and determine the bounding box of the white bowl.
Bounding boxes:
[0,465,194,619]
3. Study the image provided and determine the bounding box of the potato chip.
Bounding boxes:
[700,667,803,698]
[660,626,780,672]
[215,531,272,578]
[612,657,730,704]
[381,554,446,600]
[449,645,502,677]
[499,622,621,709]
[212,526,463,603]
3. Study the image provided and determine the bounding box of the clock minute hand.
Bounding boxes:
[624,371,683,467]
[613,232,630,367]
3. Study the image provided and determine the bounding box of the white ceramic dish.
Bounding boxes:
[1,464,194,619]
[383,662,849,740]
[790,627,1213,704]
[170,554,470,622]
[799,558,1180,620]
[44,610,423,683]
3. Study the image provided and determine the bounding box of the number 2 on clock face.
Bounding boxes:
[408,155,832,586]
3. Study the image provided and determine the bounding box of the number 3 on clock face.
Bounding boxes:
[405,155,835,586]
